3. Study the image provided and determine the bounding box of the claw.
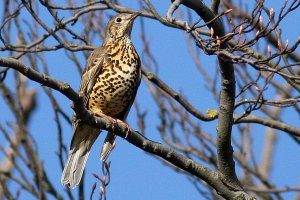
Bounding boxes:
[94,112,131,137]
[120,120,131,139]
[95,112,117,129]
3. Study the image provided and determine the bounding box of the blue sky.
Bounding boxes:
[1,0,300,199]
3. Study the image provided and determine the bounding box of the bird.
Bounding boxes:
[61,12,141,189]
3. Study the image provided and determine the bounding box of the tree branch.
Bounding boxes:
[0,57,244,199]
[234,114,300,137]
[170,0,242,191]
[142,69,217,121]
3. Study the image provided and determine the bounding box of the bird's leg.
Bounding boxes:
[93,110,131,137]
[93,110,117,129]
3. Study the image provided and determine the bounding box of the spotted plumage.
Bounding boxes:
[61,13,141,189]
[88,38,140,116]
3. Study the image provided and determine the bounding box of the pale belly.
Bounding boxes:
[88,65,140,118]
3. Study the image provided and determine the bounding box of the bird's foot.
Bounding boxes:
[116,120,131,139]
[107,116,117,130]
[95,112,117,129]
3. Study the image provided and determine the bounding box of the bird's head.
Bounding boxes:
[105,13,140,40]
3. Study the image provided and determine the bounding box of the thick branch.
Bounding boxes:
[142,69,217,121]
[235,114,300,137]
[142,68,300,136]
[0,58,79,101]
[174,0,242,190]
[0,57,242,199]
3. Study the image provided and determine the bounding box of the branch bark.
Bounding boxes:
[170,0,243,191]
[0,57,248,199]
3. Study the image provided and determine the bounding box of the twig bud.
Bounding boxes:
[224,9,233,14]
[100,186,105,193]
[259,16,263,30]
[216,36,221,46]
[267,45,272,55]
[278,40,282,51]
[269,8,275,20]
[284,40,289,50]
[238,25,243,35]
[210,27,214,38]
[93,173,101,180]
[256,30,260,37]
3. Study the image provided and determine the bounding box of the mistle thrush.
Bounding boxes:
[61,13,141,188]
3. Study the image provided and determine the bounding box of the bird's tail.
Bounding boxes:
[100,132,116,161]
[61,124,100,188]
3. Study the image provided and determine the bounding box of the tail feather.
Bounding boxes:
[61,124,100,188]
[100,132,116,161]
[61,149,90,188]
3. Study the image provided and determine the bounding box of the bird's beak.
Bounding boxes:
[130,12,141,20]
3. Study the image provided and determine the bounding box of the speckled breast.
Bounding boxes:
[88,40,140,117]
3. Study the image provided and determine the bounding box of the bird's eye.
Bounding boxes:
[116,17,122,23]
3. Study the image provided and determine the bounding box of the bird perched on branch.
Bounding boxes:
[61,12,141,189]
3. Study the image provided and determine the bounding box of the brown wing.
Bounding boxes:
[71,47,106,145]
[79,47,106,106]
[63,48,105,186]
